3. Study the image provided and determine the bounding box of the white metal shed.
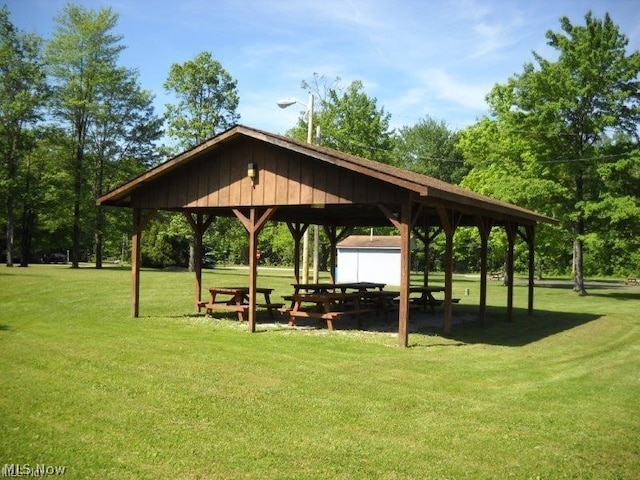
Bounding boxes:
[336,235,411,286]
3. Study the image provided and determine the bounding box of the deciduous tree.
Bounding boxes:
[89,67,163,267]
[45,4,125,268]
[0,6,47,266]
[162,51,241,271]
[289,74,394,163]
[459,12,640,292]
[163,51,240,151]
[393,116,467,184]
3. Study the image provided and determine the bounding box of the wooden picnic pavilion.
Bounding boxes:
[97,125,555,347]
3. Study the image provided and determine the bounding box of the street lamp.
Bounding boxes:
[277,94,314,145]
[277,94,319,283]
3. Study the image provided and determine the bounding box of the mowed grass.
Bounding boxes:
[1,265,639,479]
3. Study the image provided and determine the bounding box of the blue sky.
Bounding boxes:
[7,0,640,135]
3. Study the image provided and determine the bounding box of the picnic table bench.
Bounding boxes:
[408,286,459,313]
[198,287,283,321]
[279,292,374,330]
[359,290,400,320]
[625,278,638,286]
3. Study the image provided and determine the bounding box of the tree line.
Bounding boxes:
[1,4,639,294]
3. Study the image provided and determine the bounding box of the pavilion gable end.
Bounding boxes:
[130,138,411,210]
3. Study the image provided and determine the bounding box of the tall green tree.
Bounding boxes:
[89,66,163,267]
[289,74,394,163]
[393,116,468,184]
[19,126,74,263]
[581,140,640,277]
[163,51,240,151]
[0,6,47,266]
[459,12,640,292]
[45,4,126,268]
[284,75,395,277]
[163,51,241,270]
[458,118,569,278]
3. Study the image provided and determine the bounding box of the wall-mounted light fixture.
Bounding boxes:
[247,162,256,187]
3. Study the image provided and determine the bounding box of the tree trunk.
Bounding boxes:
[20,206,34,268]
[502,254,508,287]
[19,154,33,267]
[5,197,14,267]
[94,157,105,268]
[72,133,84,269]
[537,258,544,281]
[5,147,16,267]
[573,237,587,295]
[188,237,195,272]
[572,172,587,295]
[94,230,103,268]
[72,198,81,268]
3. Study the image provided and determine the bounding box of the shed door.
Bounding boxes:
[337,248,400,285]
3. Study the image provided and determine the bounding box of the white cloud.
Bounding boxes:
[419,69,490,111]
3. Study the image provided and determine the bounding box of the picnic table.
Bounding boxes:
[358,289,400,320]
[291,282,386,295]
[408,285,450,313]
[280,291,374,330]
[198,287,282,321]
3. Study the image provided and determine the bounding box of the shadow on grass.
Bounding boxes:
[265,304,601,348]
[408,305,601,347]
[533,279,638,291]
[585,291,640,301]
[177,302,602,349]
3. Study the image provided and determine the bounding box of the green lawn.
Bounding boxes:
[1,265,639,479]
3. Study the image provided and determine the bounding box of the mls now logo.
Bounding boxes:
[2,464,67,476]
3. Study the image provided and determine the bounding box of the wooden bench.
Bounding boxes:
[488,272,504,280]
[198,300,284,319]
[407,297,460,311]
[257,302,284,319]
[199,302,249,321]
[625,278,638,286]
[279,307,375,331]
[197,286,282,321]
[197,299,234,313]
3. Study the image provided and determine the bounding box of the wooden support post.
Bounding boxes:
[425,227,442,287]
[378,202,411,347]
[398,201,412,347]
[287,222,309,284]
[323,225,353,283]
[423,240,429,286]
[517,224,536,316]
[323,226,338,284]
[247,210,259,331]
[527,225,535,316]
[234,207,276,332]
[412,225,444,287]
[130,208,157,318]
[505,222,517,322]
[437,206,460,336]
[412,225,429,286]
[131,209,141,318]
[184,213,215,311]
[476,216,492,327]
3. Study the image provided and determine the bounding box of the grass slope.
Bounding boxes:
[1,265,639,479]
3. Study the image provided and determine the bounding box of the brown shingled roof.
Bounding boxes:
[97,124,556,227]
